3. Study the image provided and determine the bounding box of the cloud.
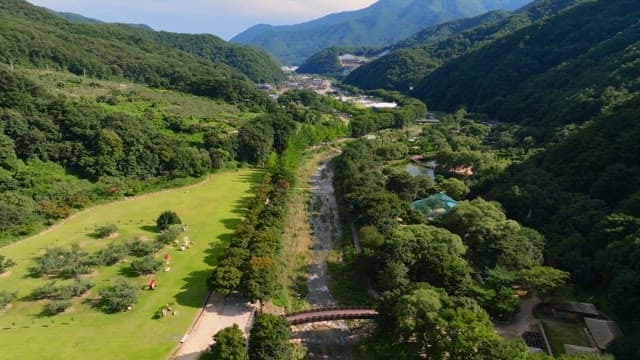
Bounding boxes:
[28,0,376,38]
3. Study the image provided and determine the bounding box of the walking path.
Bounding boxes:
[171,294,255,360]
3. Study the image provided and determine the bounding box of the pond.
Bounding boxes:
[406,163,435,180]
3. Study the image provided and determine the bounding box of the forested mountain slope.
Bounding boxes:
[345,0,585,91]
[0,0,283,84]
[296,10,510,76]
[414,0,640,128]
[479,94,640,360]
[231,0,531,65]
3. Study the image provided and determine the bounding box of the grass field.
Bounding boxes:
[0,170,259,360]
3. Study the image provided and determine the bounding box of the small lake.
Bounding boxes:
[406,163,435,180]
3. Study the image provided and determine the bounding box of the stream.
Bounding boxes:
[292,157,364,359]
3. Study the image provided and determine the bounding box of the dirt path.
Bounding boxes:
[495,296,540,339]
[171,294,255,360]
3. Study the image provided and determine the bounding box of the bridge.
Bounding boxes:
[283,307,378,325]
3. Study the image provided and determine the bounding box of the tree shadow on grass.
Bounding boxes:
[117,266,140,278]
[174,269,212,308]
[139,225,158,233]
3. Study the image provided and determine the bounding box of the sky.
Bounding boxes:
[28,0,378,40]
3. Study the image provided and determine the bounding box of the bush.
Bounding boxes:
[31,281,59,300]
[125,238,162,257]
[99,279,137,313]
[157,226,181,244]
[0,255,16,273]
[94,243,129,266]
[0,290,17,309]
[36,244,93,278]
[131,256,163,275]
[95,224,118,238]
[156,210,182,231]
[59,278,94,300]
[43,300,71,316]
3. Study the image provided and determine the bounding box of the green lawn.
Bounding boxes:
[0,170,259,360]
[541,317,591,355]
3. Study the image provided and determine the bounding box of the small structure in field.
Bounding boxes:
[552,302,599,319]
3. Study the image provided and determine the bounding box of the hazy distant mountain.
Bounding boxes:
[231,0,532,65]
[345,0,585,91]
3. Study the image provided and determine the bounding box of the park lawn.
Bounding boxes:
[0,169,259,360]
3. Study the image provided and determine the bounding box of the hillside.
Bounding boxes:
[413,0,640,128]
[0,0,283,85]
[345,0,585,91]
[231,0,532,65]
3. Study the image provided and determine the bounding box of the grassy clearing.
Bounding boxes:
[0,170,259,360]
[276,148,337,312]
[541,317,591,355]
[19,68,259,126]
[327,247,375,307]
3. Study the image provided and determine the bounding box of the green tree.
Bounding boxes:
[248,314,292,360]
[156,210,182,231]
[99,279,138,313]
[208,266,242,296]
[438,177,470,200]
[130,256,163,275]
[95,224,118,239]
[517,266,569,298]
[207,324,248,360]
[0,254,16,273]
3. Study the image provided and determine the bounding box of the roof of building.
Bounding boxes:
[411,193,457,219]
[555,302,599,316]
[563,344,600,354]
[585,318,623,350]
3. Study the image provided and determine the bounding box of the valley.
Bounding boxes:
[1,0,640,359]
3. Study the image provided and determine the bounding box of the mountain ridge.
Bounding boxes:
[232,0,532,65]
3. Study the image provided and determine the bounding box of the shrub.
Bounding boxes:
[99,279,137,313]
[94,243,129,266]
[157,226,181,244]
[95,224,118,238]
[36,244,93,278]
[43,300,71,316]
[31,281,59,300]
[156,210,182,231]
[131,256,163,275]
[0,255,16,273]
[125,238,161,257]
[59,278,94,300]
[0,290,17,309]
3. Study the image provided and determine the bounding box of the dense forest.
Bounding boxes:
[0,0,283,85]
[329,112,584,358]
[479,96,640,359]
[345,0,585,91]
[414,0,640,130]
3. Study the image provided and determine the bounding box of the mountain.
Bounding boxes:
[231,0,533,65]
[297,9,510,76]
[345,0,585,91]
[413,0,640,128]
[0,0,283,84]
[50,11,103,24]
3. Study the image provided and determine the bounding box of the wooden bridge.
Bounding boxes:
[283,307,378,325]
